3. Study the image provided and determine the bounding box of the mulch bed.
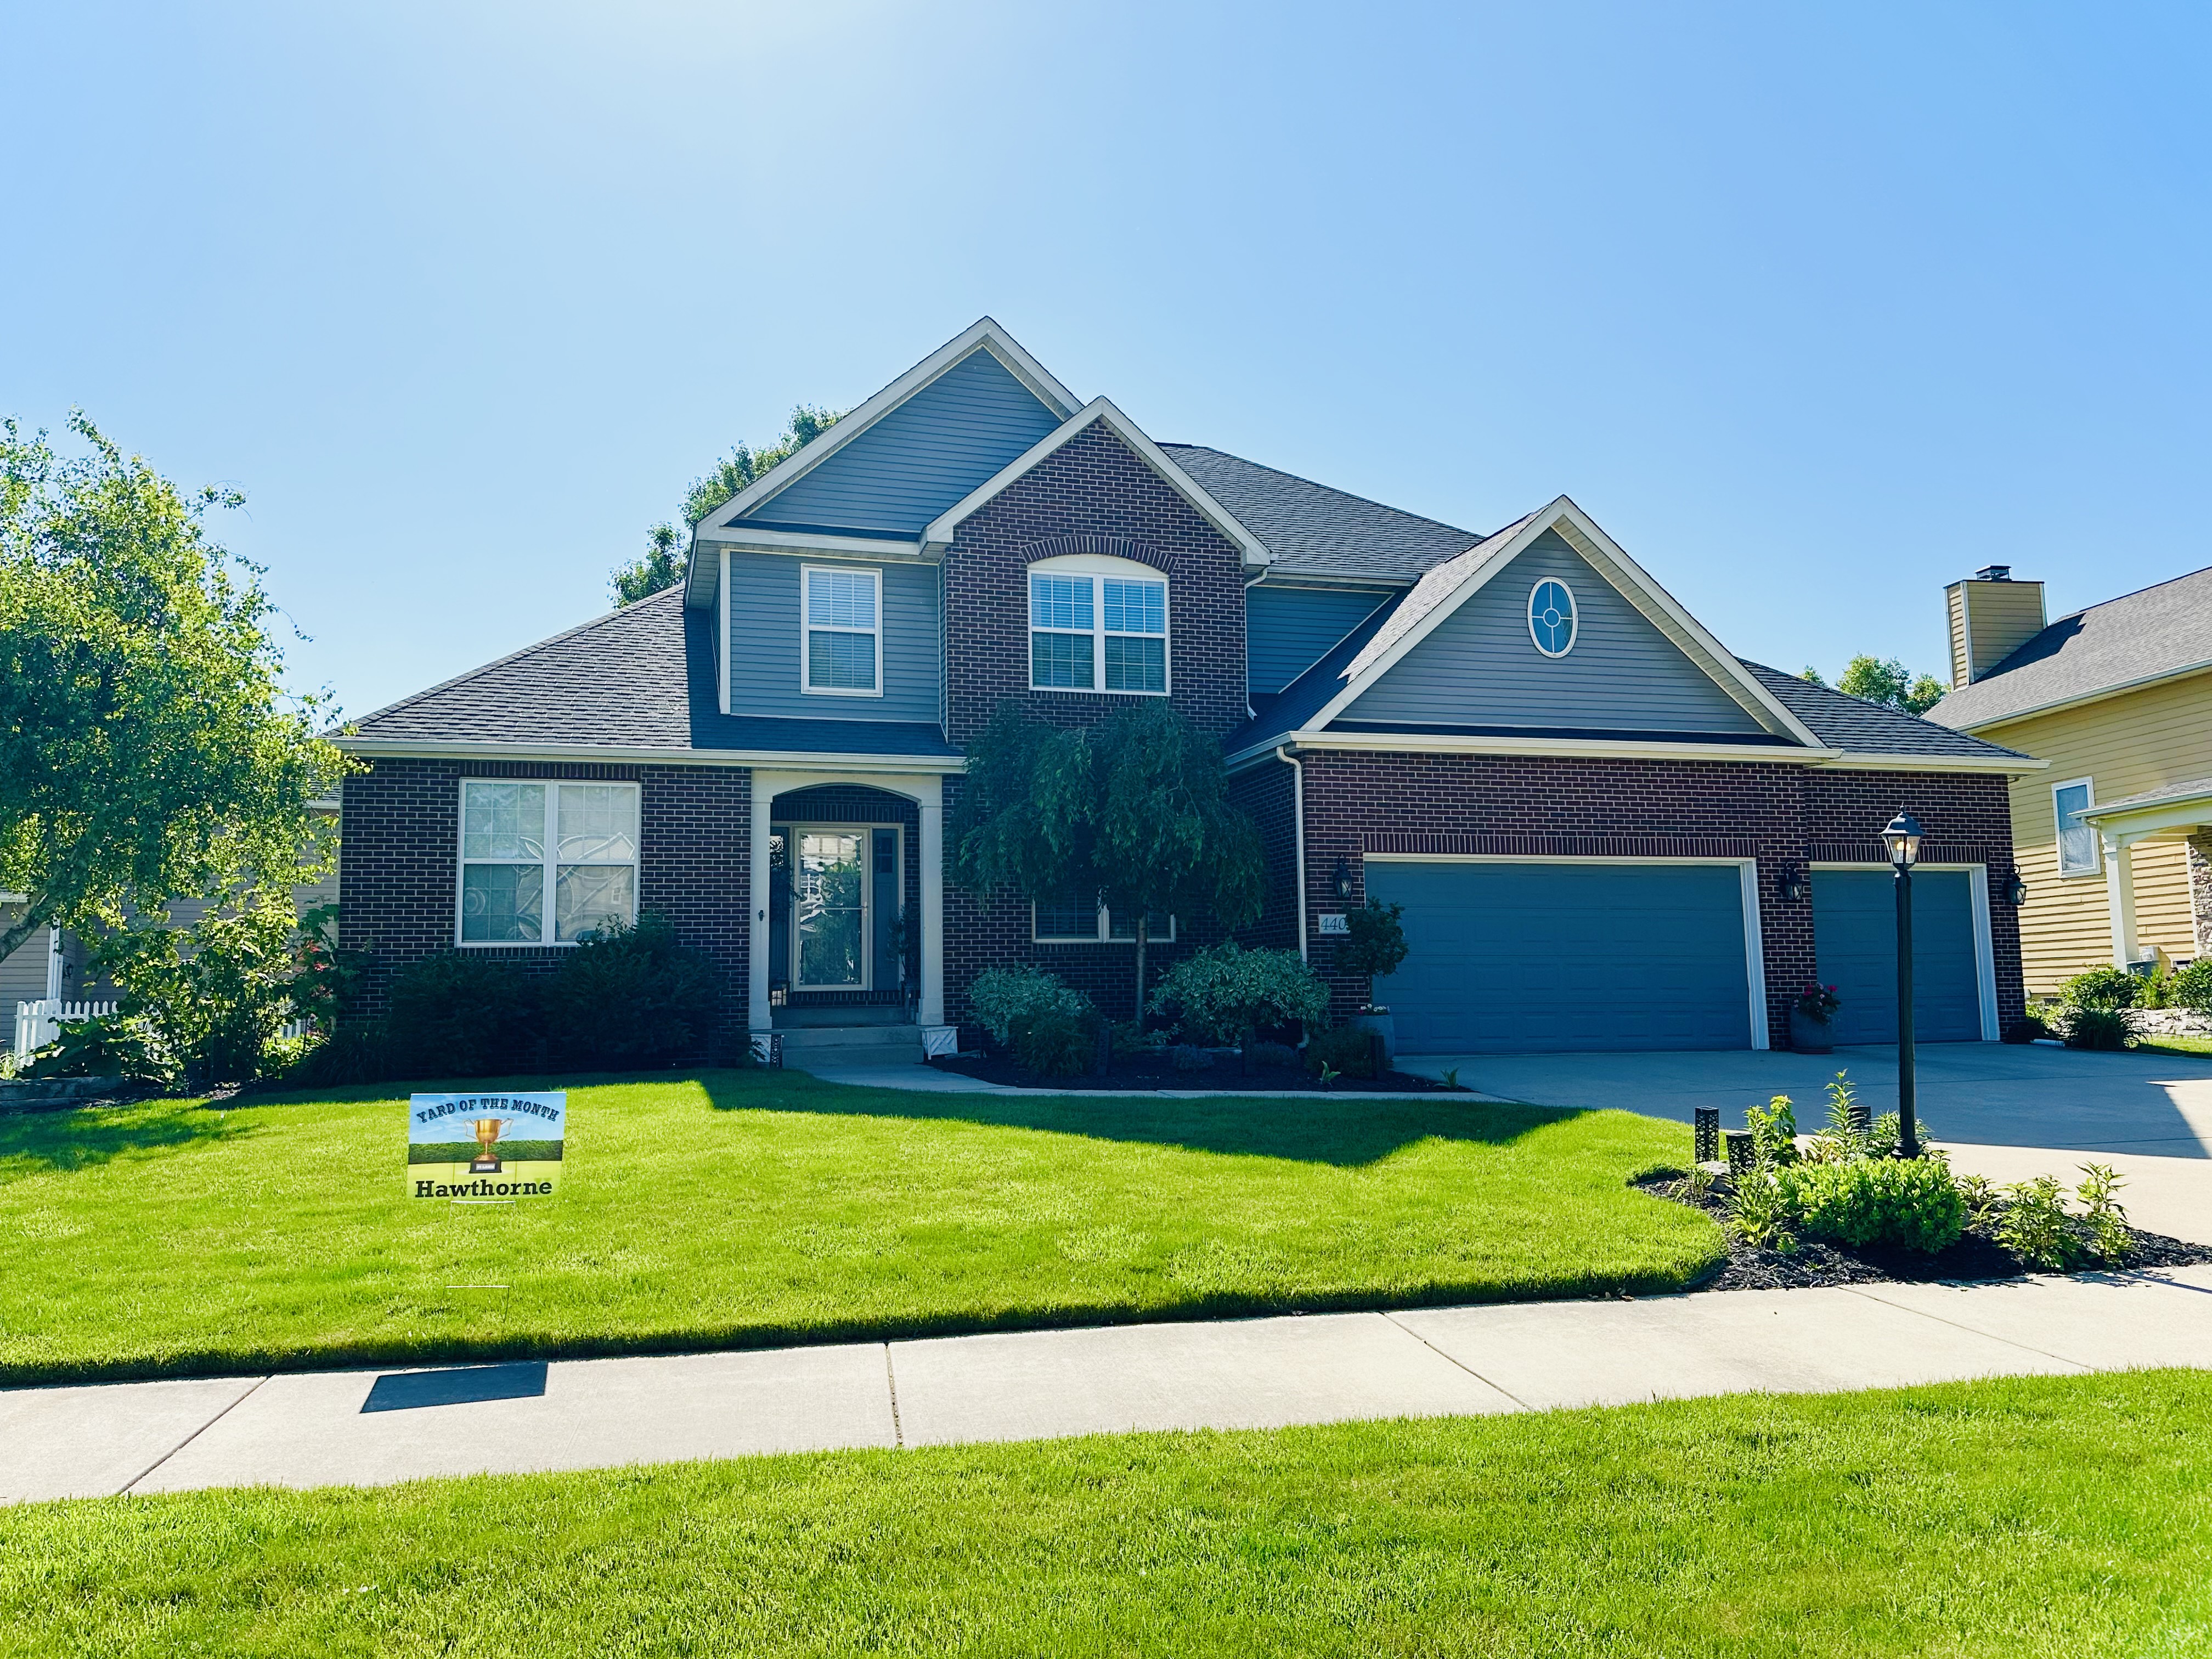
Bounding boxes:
[924,1052,1462,1092]
[1638,1171,2212,1291]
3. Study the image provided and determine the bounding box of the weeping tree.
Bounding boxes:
[951,699,1266,1014]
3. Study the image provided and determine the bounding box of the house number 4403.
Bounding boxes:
[1316,913,1350,935]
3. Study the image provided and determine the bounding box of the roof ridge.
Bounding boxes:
[349,585,685,732]
[1159,443,1488,541]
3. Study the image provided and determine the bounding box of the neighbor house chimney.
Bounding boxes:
[1945,568,2047,686]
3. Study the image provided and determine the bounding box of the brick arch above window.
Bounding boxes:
[1015,533,1176,575]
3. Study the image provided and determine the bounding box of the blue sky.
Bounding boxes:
[8,2,2209,720]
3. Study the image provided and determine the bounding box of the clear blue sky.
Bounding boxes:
[8,2,2209,720]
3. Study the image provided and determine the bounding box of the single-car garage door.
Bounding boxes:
[1810,868,1986,1044]
[1362,860,1754,1054]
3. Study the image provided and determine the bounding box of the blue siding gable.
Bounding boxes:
[725,553,941,723]
[1246,586,1392,696]
[743,349,1064,536]
[1341,531,1768,736]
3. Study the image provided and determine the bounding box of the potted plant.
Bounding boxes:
[1790,982,1840,1053]
[1335,899,1409,1065]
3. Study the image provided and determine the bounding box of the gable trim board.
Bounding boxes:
[921,399,1273,571]
[1305,499,1824,750]
[697,526,930,560]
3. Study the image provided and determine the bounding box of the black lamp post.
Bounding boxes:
[1882,809,1925,1159]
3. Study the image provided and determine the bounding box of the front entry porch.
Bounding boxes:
[749,771,950,1062]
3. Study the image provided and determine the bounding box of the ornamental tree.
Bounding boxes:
[0,413,347,966]
[951,699,1266,1013]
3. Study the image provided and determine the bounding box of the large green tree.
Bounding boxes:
[610,404,843,605]
[1802,654,1946,715]
[951,700,1266,1013]
[0,414,345,964]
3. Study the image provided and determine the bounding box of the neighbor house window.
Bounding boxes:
[803,566,882,695]
[1032,893,1175,943]
[2052,777,2100,876]
[459,780,639,944]
[1028,558,1168,695]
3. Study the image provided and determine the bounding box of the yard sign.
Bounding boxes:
[409,1091,565,1200]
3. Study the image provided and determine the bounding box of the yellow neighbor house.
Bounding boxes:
[1927,563,2212,994]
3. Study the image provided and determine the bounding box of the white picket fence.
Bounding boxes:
[11,1000,309,1060]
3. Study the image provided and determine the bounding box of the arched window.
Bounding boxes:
[1528,578,1577,657]
[1026,554,1169,695]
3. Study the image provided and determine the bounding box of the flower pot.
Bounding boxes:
[1787,1007,1835,1054]
[1352,1012,1396,1068]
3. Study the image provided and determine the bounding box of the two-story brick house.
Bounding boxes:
[336,318,2036,1062]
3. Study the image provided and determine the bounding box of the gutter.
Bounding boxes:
[332,738,965,774]
[1276,746,1307,961]
[1941,656,2212,735]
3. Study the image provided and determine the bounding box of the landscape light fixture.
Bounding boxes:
[1883,810,1925,1159]
[1331,856,1356,902]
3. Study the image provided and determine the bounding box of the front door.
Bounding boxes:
[793,828,868,989]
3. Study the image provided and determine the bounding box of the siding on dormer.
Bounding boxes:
[743,350,1064,536]
[1343,531,1765,734]
[1246,585,1392,697]
[725,553,941,723]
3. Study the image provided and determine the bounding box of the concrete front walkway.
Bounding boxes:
[10,1267,2212,1505]
[1394,1043,2212,1155]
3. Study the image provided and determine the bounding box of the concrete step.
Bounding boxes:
[775,1024,923,1069]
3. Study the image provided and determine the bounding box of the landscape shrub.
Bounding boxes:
[1169,1044,1215,1072]
[2075,1162,2132,1262]
[967,966,1093,1049]
[1109,1019,1166,1058]
[1244,1039,1299,1069]
[284,1021,396,1087]
[1303,1023,1378,1081]
[2001,1012,2051,1044]
[386,951,546,1079]
[2166,959,2212,1014]
[1013,1004,1097,1077]
[1726,1166,1797,1251]
[2057,966,2139,1011]
[1779,1156,1965,1254]
[544,915,720,1070]
[1332,899,1409,998]
[25,1013,173,1085]
[2054,1004,2132,1051]
[1996,1174,2083,1271]
[1804,1073,1875,1163]
[1746,1095,1798,1166]
[93,884,303,1085]
[1149,943,1329,1044]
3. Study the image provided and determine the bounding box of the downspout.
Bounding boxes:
[1276,746,1307,961]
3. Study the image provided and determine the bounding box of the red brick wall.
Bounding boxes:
[1293,751,2024,1041]
[340,755,751,1056]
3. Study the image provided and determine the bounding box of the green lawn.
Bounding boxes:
[2136,1034,2212,1057]
[8,1371,2210,1657]
[0,1070,1718,1384]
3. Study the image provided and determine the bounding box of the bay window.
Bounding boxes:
[459,780,640,944]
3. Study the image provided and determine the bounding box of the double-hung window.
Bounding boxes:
[803,566,881,696]
[1032,893,1175,944]
[1028,558,1168,695]
[459,780,639,944]
[2052,777,2100,876]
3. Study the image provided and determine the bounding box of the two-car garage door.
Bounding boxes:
[1363,859,1991,1054]
[1363,861,1756,1054]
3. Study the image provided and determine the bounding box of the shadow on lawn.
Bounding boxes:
[701,1070,1587,1167]
[0,1099,253,1176]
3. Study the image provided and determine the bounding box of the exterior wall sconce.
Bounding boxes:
[2005,868,2029,907]
[1331,856,1356,902]
[1779,863,1807,904]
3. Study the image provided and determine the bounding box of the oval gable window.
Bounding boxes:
[1528,579,1577,656]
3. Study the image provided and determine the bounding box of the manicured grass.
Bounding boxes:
[8,1371,2211,1657]
[2136,1034,2212,1057]
[0,1070,1717,1384]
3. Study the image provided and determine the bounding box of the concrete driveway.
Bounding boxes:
[1394,1043,2212,1158]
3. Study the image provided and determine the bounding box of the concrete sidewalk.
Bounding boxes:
[10,1267,2212,1505]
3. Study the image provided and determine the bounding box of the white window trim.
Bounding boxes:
[1031,898,1177,945]
[454,778,641,949]
[1527,577,1578,658]
[1026,553,1170,697]
[799,565,885,699]
[2051,776,2101,877]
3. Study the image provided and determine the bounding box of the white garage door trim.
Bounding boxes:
[1363,854,1770,1050]
[1809,861,1999,1042]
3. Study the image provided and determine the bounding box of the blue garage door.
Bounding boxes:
[1362,861,1752,1054]
[1810,869,1983,1044]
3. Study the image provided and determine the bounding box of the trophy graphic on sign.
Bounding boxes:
[469,1116,512,1173]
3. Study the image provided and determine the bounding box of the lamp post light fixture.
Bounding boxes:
[1882,809,1925,1160]
[1330,856,1356,903]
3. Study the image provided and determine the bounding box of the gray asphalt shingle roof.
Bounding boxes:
[2081,776,2212,815]
[1161,444,1485,580]
[1739,663,2028,761]
[347,586,958,758]
[1926,565,2212,730]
